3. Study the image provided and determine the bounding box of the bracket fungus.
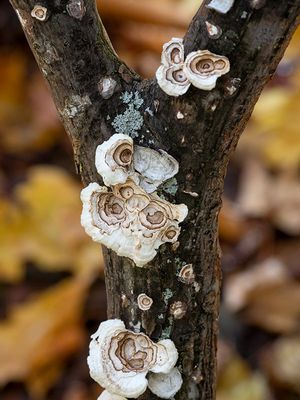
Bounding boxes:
[178,263,195,284]
[88,319,178,398]
[183,50,230,91]
[148,367,183,399]
[95,134,179,193]
[170,301,187,319]
[137,293,153,311]
[157,38,230,95]
[31,5,48,21]
[133,145,179,193]
[95,134,134,187]
[98,391,127,400]
[156,38,190,97]
[81,180,188,267]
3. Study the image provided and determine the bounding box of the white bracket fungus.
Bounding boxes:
[178,263,195,284]
[31,5,48,21]
[205,21,222,39]
[207,0,235,14]
[133,145,179,193]
[170,301,187,319]
[88,319,178,398]
[95,134,134,187]
[82,133,187,266]
[137,293,153,311]
[95,134,179,193]
[156,38,230,95]
[183,50,230,91]
[148,367,183,399]
[98,391,127,400]
[98,77,117,99]
[156,38,191,97]
[81,180,188,267]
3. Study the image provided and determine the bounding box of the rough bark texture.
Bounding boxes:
[9,0,300,399]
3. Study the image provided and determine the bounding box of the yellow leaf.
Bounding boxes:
[0,278,87,398]
[0,166,102,283]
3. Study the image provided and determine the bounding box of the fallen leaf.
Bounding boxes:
[224,257,288,312]
[262,335,300,394]
[0,166,102,283]
[0,278,88,398]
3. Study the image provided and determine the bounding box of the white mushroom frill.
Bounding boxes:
[81,133,188,267]
[88,319,179,399]
[81,179,187,267]
[156,37,230,96]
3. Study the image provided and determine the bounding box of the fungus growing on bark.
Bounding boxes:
[88,319,178,398]
[178,264,195,284]
[80,180,188,267]
[205,21,222,38]
[148,367,183,399]
[31,5,48,21]
[207,0,235,14]
[98,77,117,99]
[157,38,230,95]
[161,37,185,66]
[95,134,134,186]
[170,301,187,319]
[98,391,127,400]
[137,293,153,311]
[156,65,190,97]
[95,133,180,193]
[183,50,230,91]
[66,0,86,19]
[133,146,179,193]
[156,38,190,97]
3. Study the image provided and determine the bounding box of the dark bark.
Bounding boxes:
[9,0,300,399]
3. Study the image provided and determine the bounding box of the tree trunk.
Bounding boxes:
[9,0,300,399]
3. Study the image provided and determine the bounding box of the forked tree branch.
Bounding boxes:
[9,0,300,399]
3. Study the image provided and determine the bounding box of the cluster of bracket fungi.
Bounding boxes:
[81,133,188,267]
[81,133,186,398]
[80,25,232,397]
[156,37,230,96]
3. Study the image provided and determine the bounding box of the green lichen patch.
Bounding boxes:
[112,91,144,138]
[163,288,174,305]
[160,316,174,339]
[160,177,179,196]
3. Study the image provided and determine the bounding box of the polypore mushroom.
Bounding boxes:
[161,37,185,67]
[178,264,195,284]
[31,5,48,21]
[148,367,183,399]
[137,294,153,311]
[80,179,188,267]
[207,0,235,14]
[156,38,190,97]
[156,65,190,97]
[170,301,187,319]
[183,50,230,91]
[98,391,127,400]
[95,134,134,186]
[95,133,180,192]
[88,319,178,398]
[133,146,179,193]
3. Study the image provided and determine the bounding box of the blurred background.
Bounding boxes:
[0,1,300,399]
